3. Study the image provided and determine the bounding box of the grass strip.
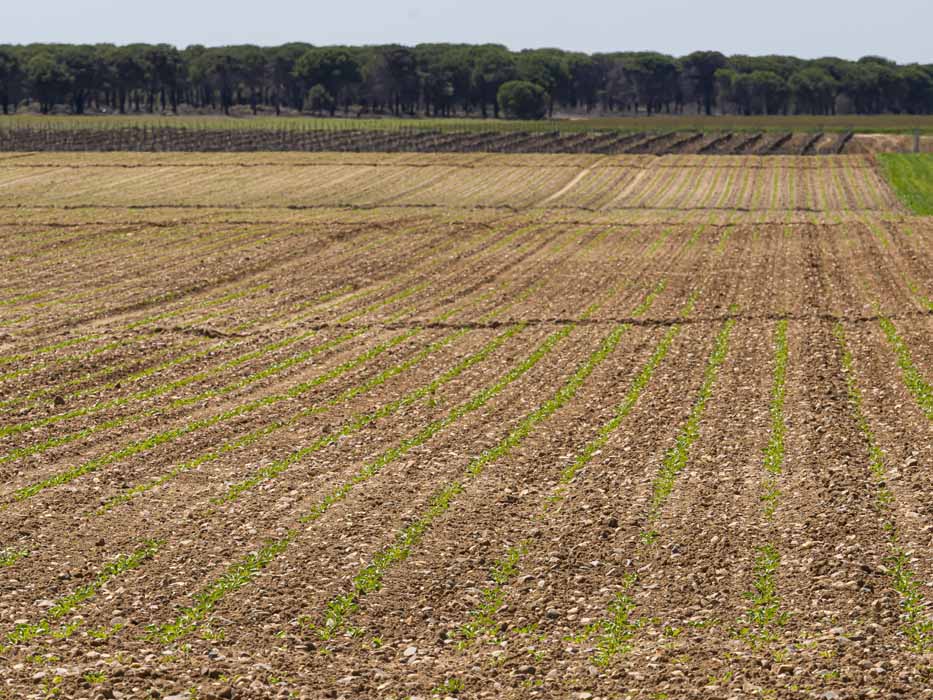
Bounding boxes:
[877,154,933,215]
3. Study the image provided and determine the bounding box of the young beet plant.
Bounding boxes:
[835,323,932,653]
[580,310,738,665]
[449,291,698,660]
[736,319,791,646]
[3,540,161,651]
[308,283,664,643]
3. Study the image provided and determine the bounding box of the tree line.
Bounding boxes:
[0,43,931,119]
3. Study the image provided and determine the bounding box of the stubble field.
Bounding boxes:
[0,152,931,700]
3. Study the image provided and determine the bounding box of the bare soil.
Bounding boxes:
[0,154,931,700]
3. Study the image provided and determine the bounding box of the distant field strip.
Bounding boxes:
[0,154,905,213]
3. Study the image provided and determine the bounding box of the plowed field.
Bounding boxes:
[1,153,931,700]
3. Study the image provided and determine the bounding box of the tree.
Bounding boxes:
[234,45,267,114]
[0,47,22,114]
[106,45,148,113]
[304,84,334,115]
[620,52,680,114]
[683,51,726,115]
[141,44,184,113]
[0,42,931,118]
[497,80,547,119]
[469,45,515,118]
[183,45,208,108]
[415,43,471,116]
[294,48,361,116]
[192,48,242,115]
[377,45,419,116]
[269,43,312,113]
[516,48,569,117]
[60,45,98,114]
[789,67,837,114]
[600,54,636,112]
[747,71,789,114]
[565,52,603,112]
[900,65,933,114]
[715,68,736,113]
[25,51,72,114]
[841,62,884,114]
[716,68,788,114]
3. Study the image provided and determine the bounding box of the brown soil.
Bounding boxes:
[0,126,898,155]
[0,153,931,700]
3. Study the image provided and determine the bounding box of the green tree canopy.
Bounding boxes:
[497,79,547,119]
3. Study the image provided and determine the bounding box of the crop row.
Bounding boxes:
[1,219,549,498]
[615,164,899,212]
[309,283,665,642]
[575,313,737,663]
[736,320,790,644]
[287,222,705,667]
[0,215,524,455]
[0,224,608,646]
[108,277,630,646]
[0,221,297,336]
[452,292,698,658]
[0,218,606,586]
[834,325,932,652]
[2,539,161,651]
[108,224,669,646]
[0,156,904,214]
[0,125,868,155]
[100,265,552,515]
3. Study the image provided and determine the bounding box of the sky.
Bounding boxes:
[2,0,930,64]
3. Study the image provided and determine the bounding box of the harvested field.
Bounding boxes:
[1,152,932,700]
[0,153,903,212]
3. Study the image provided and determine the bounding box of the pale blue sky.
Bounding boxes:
[2,0,930,64]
